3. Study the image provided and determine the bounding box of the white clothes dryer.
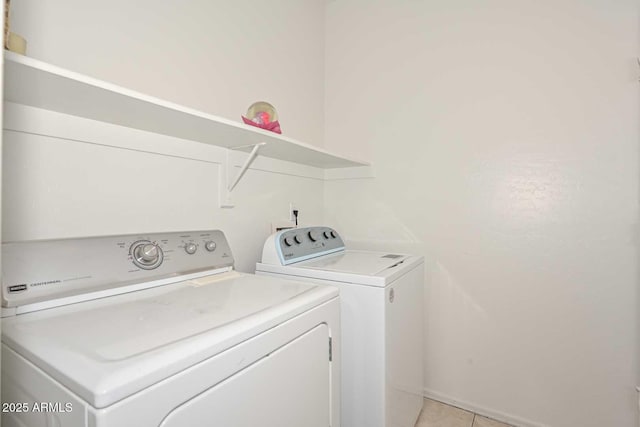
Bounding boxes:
[256,226,424,427]
[1,230,340,427]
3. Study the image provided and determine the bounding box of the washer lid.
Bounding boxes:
[258,250,423,287]
[1,272,337,409]
[297,251,409,276]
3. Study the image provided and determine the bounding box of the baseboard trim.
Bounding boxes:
[423,388,549,427]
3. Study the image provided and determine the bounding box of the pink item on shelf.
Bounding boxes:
[242,116,282,134]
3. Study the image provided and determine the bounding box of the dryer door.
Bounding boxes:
[160,324,331,427]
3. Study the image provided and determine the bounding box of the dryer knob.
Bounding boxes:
[284,236,294,246]
[308,230,320,242]
[184,243,197,255]
[294,234,303,244]
[205,241,217,252]
[139,243,159,262]
[131,241,164,270]
[330,230,337,238]
[323,231,331,239]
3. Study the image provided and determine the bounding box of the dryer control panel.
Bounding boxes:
[263,226,345,265]
[2,230,234,309]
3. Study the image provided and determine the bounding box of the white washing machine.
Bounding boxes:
[1,230,340,427]
[256,226,424,427]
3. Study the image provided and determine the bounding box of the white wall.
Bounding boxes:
[3,0,327,271]
[9,0,326,147]
[325,1,639,427]
[3,104,325,273]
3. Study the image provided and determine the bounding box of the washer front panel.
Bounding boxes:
[160,325,330,427]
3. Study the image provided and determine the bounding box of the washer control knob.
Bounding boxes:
[323,231,331,239]
[330,230,337,238]
[308,230,320,242]
[205,241,217,252]
[131,241,164,270]
[284,236,294,246]
[294,234,303,244]
[140,244,159,261]
[185,242,197,255]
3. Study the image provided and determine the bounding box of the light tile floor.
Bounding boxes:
[415,398,513,427]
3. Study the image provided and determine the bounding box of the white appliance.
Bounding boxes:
[256,226,424,427]
[1,230,340,427]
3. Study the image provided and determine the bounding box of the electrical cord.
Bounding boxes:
[293,209,299,227]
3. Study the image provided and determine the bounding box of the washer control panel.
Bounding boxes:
[275,226,345,265]
[2,230,234,308]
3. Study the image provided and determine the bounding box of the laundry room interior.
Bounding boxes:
[1,1,639,427]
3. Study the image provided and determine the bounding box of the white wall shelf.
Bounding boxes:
[3,51,368,169]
